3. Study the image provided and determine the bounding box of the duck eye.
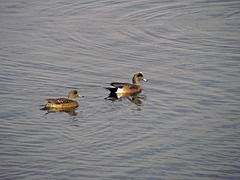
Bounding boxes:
[137,73,143,77]
[74,90,77,94]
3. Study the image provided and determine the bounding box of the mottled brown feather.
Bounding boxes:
[44,90,81,108]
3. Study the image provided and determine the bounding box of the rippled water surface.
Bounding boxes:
[1,0,240,179]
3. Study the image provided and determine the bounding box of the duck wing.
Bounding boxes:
[110,82,131,88]
[45,98,75,104]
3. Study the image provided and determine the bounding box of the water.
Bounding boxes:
[1,0,240,179]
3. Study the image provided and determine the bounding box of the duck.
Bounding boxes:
[43,90,82,108]
[106,72,147,94]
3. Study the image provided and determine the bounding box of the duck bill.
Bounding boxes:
[143,78,148,82]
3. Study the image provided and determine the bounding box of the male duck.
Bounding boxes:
[44,90,82,108]
[106,72,147,94]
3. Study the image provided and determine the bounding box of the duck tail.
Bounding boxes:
[105,86,118,93]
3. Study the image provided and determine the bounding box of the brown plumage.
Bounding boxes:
[44,90,82,108]
[106,72,147,94]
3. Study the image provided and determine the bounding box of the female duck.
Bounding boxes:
[44,90,82,108]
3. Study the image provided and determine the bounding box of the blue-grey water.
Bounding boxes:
[1,0,240,179]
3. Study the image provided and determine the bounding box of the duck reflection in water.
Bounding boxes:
[41,90,83,116]
[106,92,146,106]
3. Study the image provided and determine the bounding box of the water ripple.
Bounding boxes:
[1,0,240,179]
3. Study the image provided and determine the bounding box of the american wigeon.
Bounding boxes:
[106,72,147,94]
[43,90,82,108]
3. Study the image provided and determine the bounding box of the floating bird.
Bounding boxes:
[106,72,147,94]
[43,90,82,108]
